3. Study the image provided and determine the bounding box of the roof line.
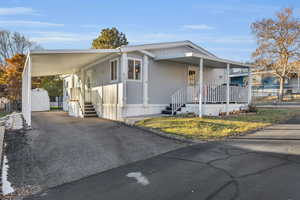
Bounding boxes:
[120,40,217,57]
[30,49,121,55]
[187,52,252,68]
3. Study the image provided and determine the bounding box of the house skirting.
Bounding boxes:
[122,104,168,118]
[182,104,248,116]
[67,102,168,121]
[67,102,248,120]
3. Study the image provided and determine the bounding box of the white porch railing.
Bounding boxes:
[171,83,249,115]
[171,87,188,115]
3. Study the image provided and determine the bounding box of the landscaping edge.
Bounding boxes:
[126,112,300,143]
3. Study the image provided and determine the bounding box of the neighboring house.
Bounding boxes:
[22,41,252,126]
[252,71,300,95]
[230,68,249,86]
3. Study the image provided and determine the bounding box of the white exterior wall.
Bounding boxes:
[149,46,208,58]
[63,76,72,111]
[60,46,246,120]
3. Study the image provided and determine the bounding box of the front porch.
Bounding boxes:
[156,52,252,116]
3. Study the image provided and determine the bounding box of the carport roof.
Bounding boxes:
[30,49,120,77]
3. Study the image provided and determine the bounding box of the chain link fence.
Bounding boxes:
[252,85,300,105]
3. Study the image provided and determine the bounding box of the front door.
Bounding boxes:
[85,71,92,103]
[188,68,197,86]
[187,67,198,103]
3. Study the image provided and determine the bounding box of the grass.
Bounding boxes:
[0,112,9,118]
[254,94,300,104]
[50,106,62,110]
[136,108,300,140]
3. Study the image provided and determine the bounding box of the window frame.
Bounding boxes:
[127,57,142,82]
[109,58,119,82]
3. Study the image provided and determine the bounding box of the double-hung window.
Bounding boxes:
[110,59,118,81]
[128,59,141,80]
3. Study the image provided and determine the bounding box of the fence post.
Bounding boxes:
[248,68,252,104]
[226,63,230,116]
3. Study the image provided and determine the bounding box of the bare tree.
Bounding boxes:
[0,30,40,63]
[251,8,300,100]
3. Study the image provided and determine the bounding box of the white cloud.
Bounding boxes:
[30,31,97,43]
[0,20,64,27]
[183,24,214,30]
[0,7,35,15]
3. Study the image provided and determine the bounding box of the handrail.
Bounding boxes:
[171,84,248,115]
[171,87,188,115]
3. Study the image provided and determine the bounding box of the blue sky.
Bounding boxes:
[1,0,299,61]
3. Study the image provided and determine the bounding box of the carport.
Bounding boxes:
[22,49,120,126]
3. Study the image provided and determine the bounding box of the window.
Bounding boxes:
[110,59,118,81]
[128,59,141,80]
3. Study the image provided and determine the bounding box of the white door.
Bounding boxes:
[85,71,92,103]
[187,67,198,103]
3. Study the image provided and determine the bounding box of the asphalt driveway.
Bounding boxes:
[4,111,185,191]
[26,114,300,200]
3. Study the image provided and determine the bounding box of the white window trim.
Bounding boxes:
[127,57,143,82]
[109,58,119,83]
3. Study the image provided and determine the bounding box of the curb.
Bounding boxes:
[118,120,201,144]
[121,112,300,143]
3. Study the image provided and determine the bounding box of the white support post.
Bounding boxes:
[28,55,32,126]
[22,53,32,127]
[226,63,230,116]
[22,54,29,121]
[81,69,85,115]
[143,55,149,106]
[81,69,85,102]
[121,53,128,107]
[248,67,252,104]
[199,58,203,117]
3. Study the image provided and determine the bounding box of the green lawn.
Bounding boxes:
[0,112,8,118]
[136,108,300,140]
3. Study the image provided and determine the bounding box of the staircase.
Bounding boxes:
[161,104,186,115]
[84,102,98,117]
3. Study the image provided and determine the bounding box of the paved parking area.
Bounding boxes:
[26,114,300,200]
[4,112,185,191]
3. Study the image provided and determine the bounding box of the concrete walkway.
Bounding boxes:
[4,112,185,193]
[27,114,300,200]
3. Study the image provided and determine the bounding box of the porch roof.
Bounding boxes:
[30,49,120,77]
[155,52,251,69]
